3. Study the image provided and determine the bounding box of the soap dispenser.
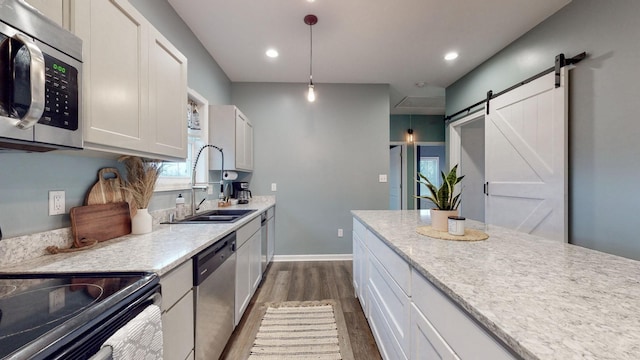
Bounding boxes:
[176,194,185,219]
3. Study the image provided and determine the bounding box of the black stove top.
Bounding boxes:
[0,272,158,359]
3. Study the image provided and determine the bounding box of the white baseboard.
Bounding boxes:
[272,254,353,262]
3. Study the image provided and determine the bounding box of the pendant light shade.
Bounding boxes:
[304,14,318,102]
[407,115,414,143]
[307,82,316,102]
[407,128,414,143]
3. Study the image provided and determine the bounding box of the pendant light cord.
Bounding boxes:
[309,22,313,83]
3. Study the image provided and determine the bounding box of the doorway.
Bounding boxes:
[389,143,407,210]
[448,113,486,221]
[415,142,445,209]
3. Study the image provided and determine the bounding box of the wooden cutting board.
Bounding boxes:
[85,168,127,205]
[70,202,131,248]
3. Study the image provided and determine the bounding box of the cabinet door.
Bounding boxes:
[235,240,251,326]
[245,121,253,170]
[368,254,410,358]
[148,26,188,159]
[234,110,253,171]
[411,303,459,360]
[26,0,65,27]
[235,112,246,170]
[75,0,149,152]
[162,290,195,360]
[353,228,368,315]
[250,230,262,292]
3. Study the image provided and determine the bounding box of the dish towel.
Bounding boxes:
[101,304,163,360]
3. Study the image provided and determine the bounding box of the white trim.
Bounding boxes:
[447,111,485,170]
[389,141,408,210]
[273,254,353,262]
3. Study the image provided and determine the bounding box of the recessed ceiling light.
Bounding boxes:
[444,52,459,61]
[266,49,279,58]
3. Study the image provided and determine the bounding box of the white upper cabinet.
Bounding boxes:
[25,0,68,28]
[210,105,254,172]
[72,0,187,161]
[148,26,188,158]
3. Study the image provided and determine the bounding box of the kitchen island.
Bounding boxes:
[352,210,640,360]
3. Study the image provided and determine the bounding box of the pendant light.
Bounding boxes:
[407,114,414,143]
[304,14,318,102]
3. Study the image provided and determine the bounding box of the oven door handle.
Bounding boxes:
[147,292,162,307]
[11,33,45,130]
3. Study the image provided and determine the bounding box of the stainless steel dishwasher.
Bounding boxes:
[194,232,236,360]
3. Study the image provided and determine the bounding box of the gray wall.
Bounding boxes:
[446,0,640,260]
[0,1,230,239]
[231,83,390,255]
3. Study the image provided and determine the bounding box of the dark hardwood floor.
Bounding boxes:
[221,261,381,360]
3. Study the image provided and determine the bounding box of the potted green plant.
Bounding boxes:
[416,164,464,232]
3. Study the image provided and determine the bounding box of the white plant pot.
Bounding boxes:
[131,208,153,234]
[430,209,459,232]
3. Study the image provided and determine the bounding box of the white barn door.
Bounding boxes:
[485,68,568,242]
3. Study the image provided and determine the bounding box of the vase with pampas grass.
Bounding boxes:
[118,156,162,234]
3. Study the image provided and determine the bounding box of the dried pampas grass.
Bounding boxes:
[118,156,163,209]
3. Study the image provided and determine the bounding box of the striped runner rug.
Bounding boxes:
[248,301,343,360]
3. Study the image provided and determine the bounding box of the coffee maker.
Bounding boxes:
[232,182,252,204]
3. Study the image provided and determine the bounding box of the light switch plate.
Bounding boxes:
[271,183,277,191]
[379,174,388,183]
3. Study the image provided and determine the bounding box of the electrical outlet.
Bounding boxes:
[338,228,344,237]
[48,190,65,215]
[271,183,277,192]
[379,174,388,183]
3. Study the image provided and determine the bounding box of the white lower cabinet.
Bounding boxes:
[352,226,368,315]
[235,217,262,325]
[411,303,459,360]
[160,259,194,360]
[411,270,515,360]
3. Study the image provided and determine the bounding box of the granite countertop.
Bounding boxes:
[0,198,275,277]
[352,210,640,360]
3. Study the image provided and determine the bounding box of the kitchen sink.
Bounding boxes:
[163,209,257,224]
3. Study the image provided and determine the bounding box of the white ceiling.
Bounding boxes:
[168,0,571,115]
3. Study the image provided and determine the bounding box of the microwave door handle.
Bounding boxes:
[12,33,45,130]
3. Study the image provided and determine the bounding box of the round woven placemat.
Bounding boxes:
[416,226,489,241]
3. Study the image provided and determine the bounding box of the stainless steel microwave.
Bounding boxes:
[0,0,82,152]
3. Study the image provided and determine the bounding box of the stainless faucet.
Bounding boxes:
[191,144,224,216]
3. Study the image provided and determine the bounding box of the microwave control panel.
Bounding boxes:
[39,53,79,130]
